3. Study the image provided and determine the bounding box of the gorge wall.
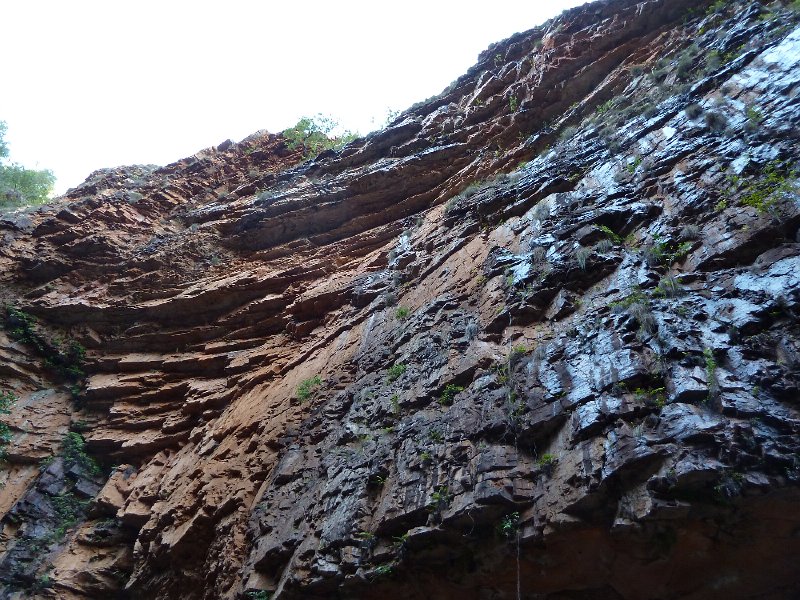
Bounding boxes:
[1,0,800,598]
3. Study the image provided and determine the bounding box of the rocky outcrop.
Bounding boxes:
[1,0,800,598]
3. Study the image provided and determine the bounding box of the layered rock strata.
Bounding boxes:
[1,0,800,598]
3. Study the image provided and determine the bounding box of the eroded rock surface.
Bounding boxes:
[1,0,800,598]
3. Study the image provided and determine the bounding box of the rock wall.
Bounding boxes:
[1,0,799,598]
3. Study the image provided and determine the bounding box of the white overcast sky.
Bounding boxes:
[2,1,585,194]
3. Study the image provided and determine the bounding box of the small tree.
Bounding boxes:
[281,114,357,159]
[0,120,56,209]
[0,121,8,160]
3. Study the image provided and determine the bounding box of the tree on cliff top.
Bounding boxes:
[281,114,358,160]
[0,120,56,209]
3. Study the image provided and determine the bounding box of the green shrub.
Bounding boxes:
[597,225,627,245]
[281,114,357,160]
[3,306,86,381]
[438,384,464,406]
[610,289,648,312]
[428,429,444,443]
[355,531,376,542]
[445,180,484,214]
[745,105,764,124]
[32,574,53,591]
[627,156,643,173]
[51,491,90,539]
[653,275,684,298]
[538,453,556,466]
[704,348,719,402]
[498,512,520,538]
[724,161,798,213]
[427,485,452,512]
[538,454,557,475]
[386,364,407,383]
[634,386,667,409]
[641,236,693,267]
[395,306,410,320]
[62,432,101,476]
[609,288,658,337]
[511,344,528,356]
[296,375,322,401]
[596,100,614,116]
[0,390,15,460]
[47,339,86,380]
[706,0,728,14]
[392,532,410,548]
[5,305,40,348]
[493,361,510,384]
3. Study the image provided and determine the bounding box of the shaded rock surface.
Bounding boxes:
[1,0,800,598]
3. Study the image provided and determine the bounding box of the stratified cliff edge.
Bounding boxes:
[1,0,800,598]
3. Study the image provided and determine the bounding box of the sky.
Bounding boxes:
[2,1,585,194]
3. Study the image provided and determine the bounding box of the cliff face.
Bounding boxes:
[1,0,800,598]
